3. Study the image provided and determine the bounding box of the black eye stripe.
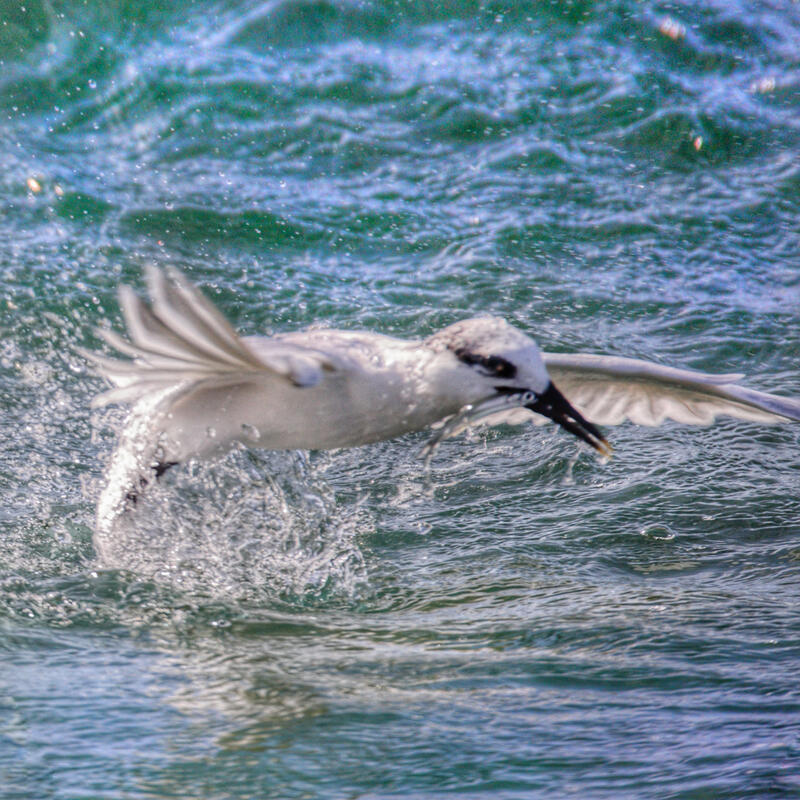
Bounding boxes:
[453,348,517,379]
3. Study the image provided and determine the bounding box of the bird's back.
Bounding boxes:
[243,329,458,449]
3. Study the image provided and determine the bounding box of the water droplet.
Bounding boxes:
[750,76,776,94]
[640,524,675,541]
[240,423,261,442]
[658,16,686,41]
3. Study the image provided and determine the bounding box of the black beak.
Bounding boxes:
[525,382,612,457]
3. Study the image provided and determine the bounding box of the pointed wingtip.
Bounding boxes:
[145,262,187,294]
[143,262,163,294]
[117,283,137,312]
[163,264,192,291]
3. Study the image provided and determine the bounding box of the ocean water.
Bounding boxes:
[2,1,800,797]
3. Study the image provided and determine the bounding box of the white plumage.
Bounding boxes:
[543,354,797,427]
[84,266,800,518]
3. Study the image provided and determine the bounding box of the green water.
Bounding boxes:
[2,1,800,797]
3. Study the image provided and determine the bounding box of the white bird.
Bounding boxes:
[84,267,800,516]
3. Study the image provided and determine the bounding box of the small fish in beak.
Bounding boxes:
[526,382,613,458]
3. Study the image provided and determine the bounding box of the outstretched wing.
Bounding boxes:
[83,267,340,523]
[542,353,800,426]
[82,265,335,408]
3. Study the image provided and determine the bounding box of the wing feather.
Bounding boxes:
[145,265,265,370]
[83,267,337,409]
[86,269,347,518]
[543,353,800,426]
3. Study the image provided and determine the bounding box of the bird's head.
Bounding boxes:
[427,317,611,456]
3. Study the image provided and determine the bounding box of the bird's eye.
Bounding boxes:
[485,356,516,379]
[454,348,517,379]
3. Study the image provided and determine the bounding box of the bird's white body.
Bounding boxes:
[241,331,458,451]
[84,266,800,533]
[162,330,466,458]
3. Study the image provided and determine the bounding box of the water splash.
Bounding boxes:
[92,404,369,602]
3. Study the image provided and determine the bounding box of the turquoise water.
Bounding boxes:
[2,1,800,797]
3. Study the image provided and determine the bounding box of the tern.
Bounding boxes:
[84,267,800,518]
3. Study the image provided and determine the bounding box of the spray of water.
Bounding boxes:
[92,401,369,602]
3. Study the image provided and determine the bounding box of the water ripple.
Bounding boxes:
[2,0,800,796]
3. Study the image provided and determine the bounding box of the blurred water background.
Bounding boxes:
[1,1,800,797]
